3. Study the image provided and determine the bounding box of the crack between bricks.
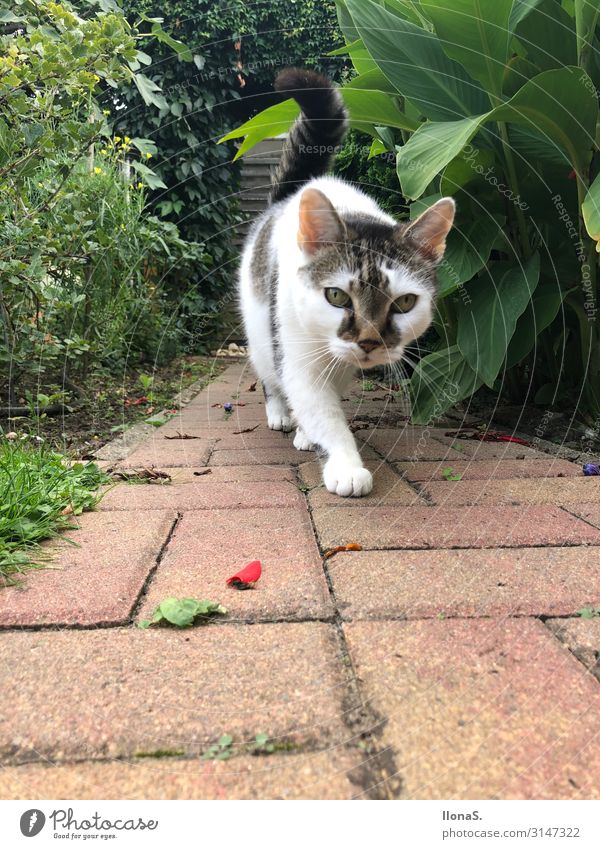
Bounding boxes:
[294,466,404,800]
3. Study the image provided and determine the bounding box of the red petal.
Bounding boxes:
[226,560,262,589]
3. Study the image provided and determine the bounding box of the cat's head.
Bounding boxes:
[295,187,455,368]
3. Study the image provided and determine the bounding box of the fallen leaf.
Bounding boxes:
[138,596,227,629]
[163,431,200,440]
[110,466,171,483]
[247,381,257,392]
[124,395,149,407]
[323,543,363,559]
[226,559,262,589]
[193,469,212,476]
[233,424,260,434]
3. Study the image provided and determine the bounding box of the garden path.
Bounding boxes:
[2,361,600,799]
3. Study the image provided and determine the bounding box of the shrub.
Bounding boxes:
[0,0,210,400]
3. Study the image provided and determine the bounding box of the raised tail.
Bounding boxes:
[269,67,348,205]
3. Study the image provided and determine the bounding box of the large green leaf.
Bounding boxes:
[219,99,300,160]
[457,253,540,387]
[345,0,489,120]
[439,146,495,195]
[341,88,420,131]
[505,276,565,368]
[396,66,597,199]
[493,66,597,172]
[509,0,544,31]
[582,171,600,250]
[421,0,513,95]
[438,216,502,297]
[410,345,483,423]
[397,116,484,198]
[515,0,576,71]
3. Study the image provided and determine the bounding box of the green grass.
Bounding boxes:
[0,441,108,585]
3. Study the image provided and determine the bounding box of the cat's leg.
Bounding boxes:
[263,382,294,432]
[284,361,372,496]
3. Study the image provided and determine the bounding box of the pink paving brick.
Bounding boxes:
[122,438,214,468]
[563,503,600,529]
[0,750,365,800]
[356,427,465,462]
[328,548,600,619]
[209,446,315,466]
[546,618,600,673]
[398,458,580,482]
[139,507,332,621]
[0,511,175,627]
[439,438,545,460]
[0,625,346,763]
[100,474,303,511]
[422,477,600,506]
[311,505,600,550]
[344,619,600,798]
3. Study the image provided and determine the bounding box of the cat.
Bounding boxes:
[239,67,455,497]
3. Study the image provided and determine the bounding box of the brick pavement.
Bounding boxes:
[1,361,599,800]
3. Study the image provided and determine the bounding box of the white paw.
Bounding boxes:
[268,413,293,432]
[323,461,373,497]
[293,428,315,451]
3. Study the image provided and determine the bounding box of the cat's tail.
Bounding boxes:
[269,67,348,205]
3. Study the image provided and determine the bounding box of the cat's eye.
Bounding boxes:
[391,293,418,313]
[325,287,352,308]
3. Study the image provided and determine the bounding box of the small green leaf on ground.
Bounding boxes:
[138,597,227,629]
[202,733,234,761]
[252,733,275,754]
[442,467,463,481]
[577,607,600,619]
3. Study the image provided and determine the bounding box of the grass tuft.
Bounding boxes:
[0,441,108,585]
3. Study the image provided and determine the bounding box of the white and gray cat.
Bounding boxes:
[239,67,455,497]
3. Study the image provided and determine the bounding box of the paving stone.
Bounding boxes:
[0,624,346,764]
[299,459,423,508]
[139,507,332,622]
[329,548,600,619]
[0,750,365,800]
[441,438,546,460]
[563,503,600,529]
[344,619,600,799]
[100,476,303,511]
[0,511,175,628]
[311,505,600,550]
[123,438,214,468]
[546,618,600,674]
[423,478,600,506]
[356,428,465,462]
[133,465,295,483]
[398,458,580,482]
[210,446,314,466]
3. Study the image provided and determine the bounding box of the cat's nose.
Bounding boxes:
[357,338,380,353]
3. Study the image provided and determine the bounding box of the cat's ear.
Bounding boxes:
[298,188,345,255]
[403,197,455,261]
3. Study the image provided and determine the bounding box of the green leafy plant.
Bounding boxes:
[201,734,234,761]
[442,467,462,481]
[0,441,108,583]
[225,0,600,423]
[138,596,227,628]
[578,606,600,619]
[251,733,275,754]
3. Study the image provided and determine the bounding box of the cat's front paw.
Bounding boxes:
[293,428,315,451]
[268,413,293,432]
[323,460,373,497]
